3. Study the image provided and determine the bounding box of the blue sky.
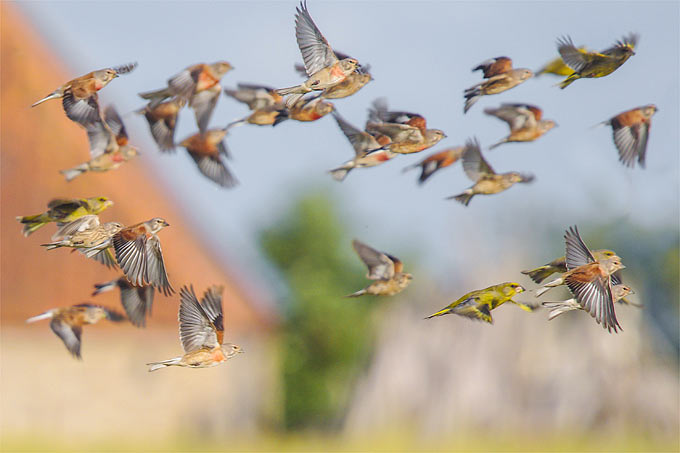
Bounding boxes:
[20,1,680,284]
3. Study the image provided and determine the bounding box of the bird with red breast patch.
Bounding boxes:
[139,61,233,133]
[31,63,137,126]
[147,285,243,371]
[276,1,359,108]
[365,98,446,154]
[137,97,187,152]
[177,128,238,188]
[346,240,412,297]
[61,106,140,181]
[402,146,467,185]
[294,50,373,99]
[93,277,155,328]
[329,111,396,181]
[288,94,334,122]
[484,103,557,149]
[464,57,532,113]
[597,104,657,168]
[26,304,125,359]
[112,217,173,295]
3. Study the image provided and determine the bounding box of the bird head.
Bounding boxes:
[641,104,658,118]
[540,120,558,132]
[223,343,244,358]
[503,282,525,296]
[212,61,234,77]
[88,196,114,212]
[426,129,447,143]
[340,58,359,73]
[518,69,534,81]
[95,69,118,84]
[147,217,170,233]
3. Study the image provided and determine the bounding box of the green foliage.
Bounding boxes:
[259,192,374,431]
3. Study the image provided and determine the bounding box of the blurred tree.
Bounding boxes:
[259,191,374,430]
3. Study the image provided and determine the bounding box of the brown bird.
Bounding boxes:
[147,285,243,371]
[542,284,635,321]
[288,95,334,122]
[276,1,359,107]
[112,217,173,295]
[464,57,533,113]
[42,214,123,258]
[522,249,620,284]
[61,106,140,181]
[32,63,137,126]
[347,239,412,297]
[536,226,626,333]
[224,83,283,110]
[448,138,534,206]
[137,97,187,151]
[329,111,396,181]
[139,61,233,132]
[598,104,657,168]
[402,146,466,185]
[26,304,125,359]
[366,99,446,154]
[177,129,238,188]
[294,50,372,99]
[484,103,557,149]
[93,277,154,328]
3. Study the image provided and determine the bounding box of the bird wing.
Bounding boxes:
[168,65,201,99]
[332,112,380,156]
[454,295,493,323]
[190,87,220,134]
[352,239,395,280]
[485,104,537,130]
[461,137,494,180]
[557,36,602,72]
[103,106,128,143]
[200,285,225,345]
[113,230,149,288]
[565,275,621,332]
[145,235,173,296]
[564,225,596,270]
[179,285,220,353]
[118,278,154,328]
[365,122,423,144]
[62,91,102,125]
[82,247,118,269]
[226,84,278,110]
[613,122,649,168]
[50,318,82,359]
[473,57,512,78]
[188,153,238,188]
[145,111,178,152]
[602,33,638,55]
[85,118,117,158]
[295,0,338,76]
[51,215,101,241]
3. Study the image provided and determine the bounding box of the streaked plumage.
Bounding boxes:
[178,129,238,188]
[402,146,466,185]
[346,240,412,297]
[93,277,154,328]
[464,57,532,113]
[599,104,657,168]
[138,97,186,152]
[484,103,556,149]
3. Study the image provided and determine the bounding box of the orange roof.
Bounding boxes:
[0,3,275,332]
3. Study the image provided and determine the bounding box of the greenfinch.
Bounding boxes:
[542,284,636,321]
[346,240,412,297]
[17,196,113,237]
[535,46,588,77]
[557,34,637,89]
[426,282,530,323]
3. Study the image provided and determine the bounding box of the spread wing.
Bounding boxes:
[484,104,538,130]
[85,118,117,158]
[461,137,494,180]
[564,225,596,270]
[82,247,118,269]
[365,122,423,144]
[565,275,621,333]
[200,285,225,345]
[295,0,338,76]
[50,318,82,359]
[453,296,493,323]
[332,112,380,155]
[557,36,603,72]
[168,65,201,99]
[613,122,649,168]
[103,106,128,143]
[117,278,154,328]
[179,285,220,353]
[113,229,173,295]
[190,86,220,133]
[63,90,101,126]
[602,33,638,55]
[188,153,238,188]
[51,215,101,241]
[352,239,396,280]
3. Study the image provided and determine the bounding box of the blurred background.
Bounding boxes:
[1,1,678,451]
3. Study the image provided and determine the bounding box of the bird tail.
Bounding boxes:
[138,87,173,102]
[40,241,64,250]
[276,85,306,97]
[557,74,579,89]
[463,87,482,114]
[448,191,474,206]
[92,280,117,296]
[425,307,451,319]
[542,299,580,321]
[60,164,89,182]
[511,301,538,313]
[329,162,354,182]
[26,310,54,323]
[401,162,419,173]
[535,279,562,297]
[147,357,182,372]
[16,214,50,236]
[31,90,62,107]
[520,266,555,284]
[344,288,366,298]
[272,109,290,126]
[488,139,507,150]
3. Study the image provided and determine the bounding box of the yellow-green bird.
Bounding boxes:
[557,34,637,89]
[16,196,113,237]
[536,46,588,77]
[425,282,531,324]
[522,249,618,284]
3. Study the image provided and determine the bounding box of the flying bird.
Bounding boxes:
[557,34,638,89]
[426,283,531,323]
[536,46,588,77]
[522,249,620,284]
[447,138,534,206]
[598,104,657,168]
[329,111,396,181]
[464,57,532,113]
[346,239,412,297]
[484,104,556,149]
[147,285,243,371]
[112,217,173,295]
[177,129,238,188]
[137,97,187,151]
[402,146,466,185]
[542,284,636,321]
[26,304,125,359]
[93,277,154,328]
[17,196,113,237]
[31,63,137,125]
[294,50,372,99]
[276,1,359,107]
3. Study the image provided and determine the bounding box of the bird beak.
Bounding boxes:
[518,285,526,292]
[238,349,245,354]
[113,73,120,78]
[163,220,170,227]
[628,289,636,295]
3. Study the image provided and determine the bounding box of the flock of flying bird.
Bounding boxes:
[18,1,654,368]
